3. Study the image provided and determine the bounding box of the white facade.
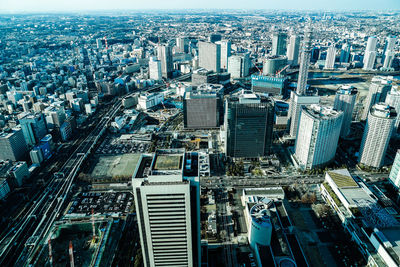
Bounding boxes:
[30,148,44,165]
[334,85,357,137]
[294,105,343,170]
[137,93,164,110]
[286,35,300,65]
[216,40,231,70]
[359,103,397,168]
[157,45,173,78]
[363,51,376,70]
[198,41,221,73]
[385,86,400,129]
[248,202,273,249]
[324,45,336,69]
[149,57,162,81]
[288,91,320,138]
[361,76,393,121]
[228,53,250,78]
[296,30,312,95]
[389,150,400,188]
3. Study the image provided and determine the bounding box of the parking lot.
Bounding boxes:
[67,191,134,216]
[96,135,150,155]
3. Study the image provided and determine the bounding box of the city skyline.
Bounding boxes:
[1,0,400,12]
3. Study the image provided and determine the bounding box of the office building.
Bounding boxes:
[176,37,189,53]
[324,45,336,69]
[296,29,312,95]
[251,75,288,96]
[385,86,400,130]
[19,112,48,147]
[288,90,320,138]
[149,57,162,81]
[44,106,66,129]
[0,178,10,200]
[334,85,358,137]
[96,38,102,49]
[183,84,224,129]
[157,45,173,78]
[340,43,351,63]
[361,76,392,121]
[389,150,400,189]
[132,149,201,267]
[137,93,164,110]
[216,40,231,71]
[227,53,250,78]
[209,33,222,43]
[359,103,397,168]
[294,105,343,170]
[320,169,400,267]
[262,56,288,76]
[271,32,287,56]
[191,68,218,87]
[9,161,29,187]
[30,147,44,165]
[198,41,221,73]
[224,90,274,158]
[286,34,300,65]
[0,128,27,161]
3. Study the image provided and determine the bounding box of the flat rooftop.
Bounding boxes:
[327,171,358,188]
[153,154,183,171]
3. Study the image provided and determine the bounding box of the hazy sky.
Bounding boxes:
[0,0,399,12]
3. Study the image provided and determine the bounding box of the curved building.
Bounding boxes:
[385,86,400,130]
[248,202,273,248]
[334,85,358,137]
[359,103,397,168]
[263,56,288,76]
[294,105,343,170]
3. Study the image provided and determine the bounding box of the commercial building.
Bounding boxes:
[262,56,287,76]
[251,75,288,96]
[340,43,351,63]
[361,76,393,121]
[176,37,189,53]
[296,29,312,95]
[288,90,320,138]
[191,68,218,87]
[359,103,397,168]
[324,45,336,69]
[224,90,274,158]
[286,34,300,65]
[9,161,29,187]
[294,105,343,170]
[137,93,164,110]
[333,85,358,137]
[149,57,162,81]
[198,41,221,73]
[227,53,250,79]
[183,84,224,129]
[18,112,48,147]
[44,106,66,129]
[157,45,173,78]
[0,178,10,200]
[216,40,231,71]
[0,128,27,161]
[320,169,400,267]
[271,32,287,56]
[132,149,200,267]
[389,150,400,189]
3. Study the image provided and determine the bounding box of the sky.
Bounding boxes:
[0,0,400,12]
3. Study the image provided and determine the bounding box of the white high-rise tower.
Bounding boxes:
[361,76,393,120]
[334,85,358,137]
[296,28,312,95]
[363,36,378,70]
[324,45,336,69]
[287,35,300,66]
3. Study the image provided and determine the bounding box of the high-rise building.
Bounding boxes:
[286,35,300,65]
[361,76,393,121]
[294,105,343,170]
[149,57,162,81]
[176,37,189,53]
[359,103,397,168]
[18,112,48,147]
[389,150,400,189]
[340,43,351,63]
[382,51,395,70]
[324,45,336,69]
[157,45,173,78]
[383,36,396,55]
[271,32,287,56]
[209,33,222,43]
[296,29,312,95]
[132,149,201,267]
[224,90,274,158]
[363,36,378,70]
[183,84,224,129]
[228,53,250,78]
[216,40,231,71]
[334,85,358,137]
[288,90,320,138]
[385,86,400,130]
[262,56,288,76]
[0,128,27,161]
[198,41,221,73]
[96,38,102,49]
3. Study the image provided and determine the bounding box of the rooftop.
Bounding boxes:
[370,102,397,119]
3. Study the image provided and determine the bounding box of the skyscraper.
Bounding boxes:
[385,85,400,130]
[296,28,312,95]
[324,45,336,69]
[288,90,320,138]
[198,41,221,73]
[18,112,48,147]
[334,85,358,137]
[149,57,162,81]
[217,40,231,71]
[286,35,300,65]
[340,43,351,63]
[363,36,378,70]
[271,32,287,56]
[224,90,274,158]
[228,53,250,78]
[294,105,343,170]
[359,103,397,168]
[157,45,173,78]
[389,150,400,189]
[383,36,396,55]
[132,149,201,267]
[361,76,392,121]
[0,128,27,161]
[262,56,288,76]
[176,37,189,53]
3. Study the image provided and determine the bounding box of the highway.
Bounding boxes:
[0,73,191,266]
